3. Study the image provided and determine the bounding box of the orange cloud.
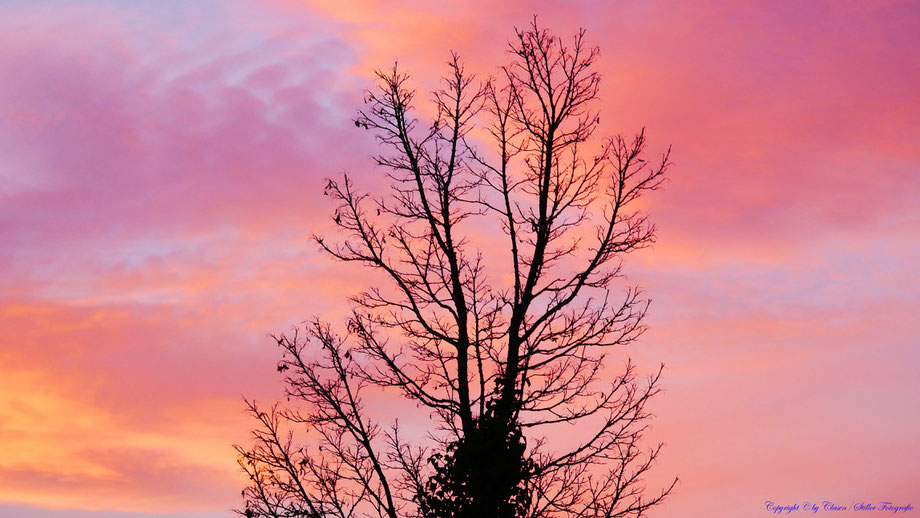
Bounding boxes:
[1,0,918,516]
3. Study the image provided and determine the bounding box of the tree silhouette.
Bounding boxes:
[236,20,675,518]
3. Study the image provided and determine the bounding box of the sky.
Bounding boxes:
[0,0,918,517]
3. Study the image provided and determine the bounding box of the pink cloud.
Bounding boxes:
[0,0,917,515]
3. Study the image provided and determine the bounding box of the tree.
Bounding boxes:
[236,19,675,518]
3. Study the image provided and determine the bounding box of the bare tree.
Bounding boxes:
[236,19,675,518]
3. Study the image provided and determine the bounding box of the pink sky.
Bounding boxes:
[1,1,918,517]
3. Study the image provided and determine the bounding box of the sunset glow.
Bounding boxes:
[1,1,918,517]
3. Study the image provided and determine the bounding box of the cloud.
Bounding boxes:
[0,504,227,518]
[0,0,917,515]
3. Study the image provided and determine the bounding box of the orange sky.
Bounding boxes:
[1,1,918,517]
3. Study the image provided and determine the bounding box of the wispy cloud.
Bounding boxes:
[1,0,918,515]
